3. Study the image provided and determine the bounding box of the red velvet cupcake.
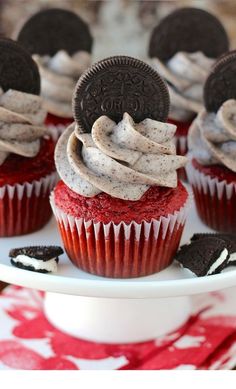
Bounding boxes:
[51,56,189,278]
[149,7,229,180]
[17,8,93,142]
[187,159,236,233]
[187,52,236,233]
[52,180,188,278]
[0,39,57,236]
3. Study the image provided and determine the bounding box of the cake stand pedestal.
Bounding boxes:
[44,293,191,343]
[1,203,236,344]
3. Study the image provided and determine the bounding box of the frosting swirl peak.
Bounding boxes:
[188,99,236,172]
[33,50,91,118]
[152,51,214,121]
[55,113,187,201]
[0,89,47,166]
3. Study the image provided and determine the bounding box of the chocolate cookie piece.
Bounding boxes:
[73,55,169,133]
[149,7,229,61]
[204,51,236,113]
[10,246,64,260]
[10,246,64,274]
[18,8,93,56]
[175,238,229,276]
[191,233,236,266]
[0,38,40,95]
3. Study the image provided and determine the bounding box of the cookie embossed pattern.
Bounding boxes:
[73,56,169,133]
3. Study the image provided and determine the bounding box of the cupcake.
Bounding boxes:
[0,39,57,237]
[51,56,189,278]
[17,8,93,142]
[187,51,236,233]
[148,7,229,179]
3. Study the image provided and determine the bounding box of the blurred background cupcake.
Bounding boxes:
[148,7,229,180]
[187,51,236,233]
[51,55,189,278]
[0,38,57,237]
[16,8,93,143]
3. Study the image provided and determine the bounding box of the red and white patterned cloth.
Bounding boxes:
[1,285,236,370]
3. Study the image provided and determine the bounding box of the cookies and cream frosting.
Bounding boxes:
[33,50,91,118]
[55,112,187,201]
[152,52,215,121]
[188,99,236,172]
[0,88,47,166]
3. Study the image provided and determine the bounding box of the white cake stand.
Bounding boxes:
[1,201,236,344]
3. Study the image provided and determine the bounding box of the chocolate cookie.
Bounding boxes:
[204,51,236,112]
[10,246,64,274]
[175,237,229,276]
[17,8,93,56]
[73,55,170,133]
[191,233,236,266]
[0,38,40,95]
[149,7,229,61]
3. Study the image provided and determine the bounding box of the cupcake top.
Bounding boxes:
[17,8,93,118]
[188,51,236,173]
[149,8,229,122]
[0,39,47,166]
[55,56,187,201]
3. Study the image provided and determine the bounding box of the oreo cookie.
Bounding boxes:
[73,55,169,133]
[191,233,236,266]
[149,7,229,62]
[0,38,40,95]
[175,237,229,276]
[9,246,64,274]
[17,8,93,56]
[204,51,236,112]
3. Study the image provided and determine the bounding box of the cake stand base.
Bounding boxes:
[44,292,192,344]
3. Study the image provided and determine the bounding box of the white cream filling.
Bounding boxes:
[12,254,58,273]
[228,253,236,262]
[207,248,228,275]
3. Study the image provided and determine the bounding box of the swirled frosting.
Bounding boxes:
[33,50,91,118]
[152,52,215,121]
[55,112,187,201]
[0,88,47,166]
[188,99,236,172]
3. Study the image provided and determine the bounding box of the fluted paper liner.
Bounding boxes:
[50,191,190,278]
[186,161,236,232]
[46,124,67,143]
[0,172,57,237]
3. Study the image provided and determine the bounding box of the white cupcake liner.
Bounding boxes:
[0,171,57,237]
[0,172,58,200]
[186,161,236,201]
[46,124,67,143]
[50,190,191,277]
[175,135,188,155]
[186,160,236,232]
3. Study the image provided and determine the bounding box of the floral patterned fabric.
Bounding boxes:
[0,285,236,370]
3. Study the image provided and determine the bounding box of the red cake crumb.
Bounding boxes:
[168,117,193,137]
[54,180,188,224]
[45,113,73,127]
[192,158,236,184]
[0,137,55,186]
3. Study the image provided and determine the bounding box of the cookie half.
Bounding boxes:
[0,38,40,95]
[204,51,236,112]
[9,246,64,274]
[191,233,236,266]
[149,7,229,61]
[17,8,93,56]
[175,237,229,276]
[73,55,170,133]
